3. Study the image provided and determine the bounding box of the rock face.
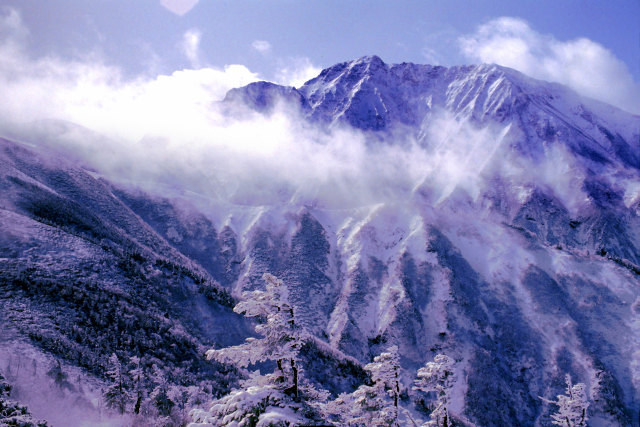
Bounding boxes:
[1,56,639,426]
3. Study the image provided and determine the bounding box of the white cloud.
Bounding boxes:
[182,28,202,67]
[251,40,272,54]
[459,17,640,114]
[0,13,429,209]
[0,13,260,143]
[160,0,199,16]
[0,62,261,142]
[0,8,602,214]
[274,57,321,87]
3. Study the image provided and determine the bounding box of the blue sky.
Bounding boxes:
[0,0,638,119]
[4,0,639,81]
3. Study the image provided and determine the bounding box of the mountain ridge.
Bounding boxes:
[0,57,639,425]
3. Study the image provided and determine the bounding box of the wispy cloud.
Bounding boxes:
[0,6,27,40]
[459,17,640,114]
[182,28,202,67]
[251,40,272,54]
[421,28,459,66]
[275,57,321,87]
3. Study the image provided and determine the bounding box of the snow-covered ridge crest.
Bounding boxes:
[221,55,639,222]
[227,55,639,169]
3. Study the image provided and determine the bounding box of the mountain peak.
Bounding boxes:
[352,54,386,68]
[294,58,527,130]
[222,57,639,167]
[302,55,387,88]
[223,80,305,113]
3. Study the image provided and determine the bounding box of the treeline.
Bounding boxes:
[5,268,222,378]
[0,251,240,427]
[100,353,215,426]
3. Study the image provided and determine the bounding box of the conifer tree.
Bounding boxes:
[368,346,401,412]
[191,273,324,426]
[104,353,130,414]
[46,360,70,390]
[208,273,304,399]
[413,354,456,427]
[128,356,145,415]
[350,382,388,426]
[150,364,175,417]
[321,391,353,425]
[343,346,402,426]
[542,374,589,427]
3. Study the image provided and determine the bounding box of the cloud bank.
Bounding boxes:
[0,9,613,216]
[460,17,640,114]
[0,9,429,209]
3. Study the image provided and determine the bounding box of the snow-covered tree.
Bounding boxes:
[190,376,305,426]
[208,273,304,400]
[104,353,131,414]
[128,356,145,415]
[350,382,388,426]
[321,391,353,425]
[367,345,401,411]
[150,364,175,417]
[0,372,49,427]
[542,374,589,427]
[413,354,456,427]
[191,273,325,426]
[339,345,402,426]
[169,384,197,425]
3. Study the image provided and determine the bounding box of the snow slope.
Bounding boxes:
[1,56,639,426]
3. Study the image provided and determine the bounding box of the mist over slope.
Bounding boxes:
[1,56,639,426]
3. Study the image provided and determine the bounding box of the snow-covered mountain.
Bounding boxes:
[1,56,639,426]
[229,55,638,169]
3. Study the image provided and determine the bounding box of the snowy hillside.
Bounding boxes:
[1,56,639,426]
